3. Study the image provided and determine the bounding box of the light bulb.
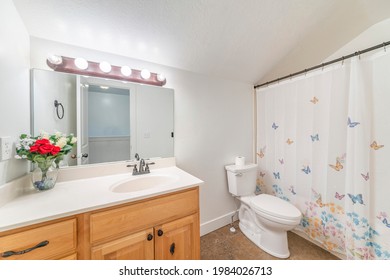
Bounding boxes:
[157,73,166,82]
[99,61,112,73]
[74,57,88,70]
[141,69,151,79]
[47,54,62,65]
[121,66,132,76]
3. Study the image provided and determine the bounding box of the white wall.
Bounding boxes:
[325,18,390,61]
[29,37,254,235]
[136,86,174,159]
[0,0,30,184]
[32,69,77,136]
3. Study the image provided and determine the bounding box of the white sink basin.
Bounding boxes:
[110,174,179,193]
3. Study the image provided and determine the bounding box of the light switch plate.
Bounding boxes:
[0,136,12,161]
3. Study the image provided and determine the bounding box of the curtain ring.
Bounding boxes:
[342,56,344,65]
[384,42,387,52]
[304,69,307,76]
[355,51,361,59]
[321,63,324,71]
[54,100,64,119]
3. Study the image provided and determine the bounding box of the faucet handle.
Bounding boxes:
[134,153,140,161]
[126,164,138,173]
[145,162,155,172]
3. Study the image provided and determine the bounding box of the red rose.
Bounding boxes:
[51,146,61,155]
[35,139,50,145]
[38,143,54,154]
[29,145,39,153]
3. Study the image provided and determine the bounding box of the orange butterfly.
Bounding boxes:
[257,151,264,158]
[286,138,294,145]
[329,159,343,171]
[370,141,384,150]
[257,146,266,158]
[316,195,330,208]
[310,97,319,104]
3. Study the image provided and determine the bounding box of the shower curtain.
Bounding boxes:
[256,49,390,260]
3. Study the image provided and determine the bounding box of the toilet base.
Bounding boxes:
[239,221,290,259]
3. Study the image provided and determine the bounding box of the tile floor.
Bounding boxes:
[200,222,339,260]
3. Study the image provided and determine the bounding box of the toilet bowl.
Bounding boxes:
[225,164,302,258]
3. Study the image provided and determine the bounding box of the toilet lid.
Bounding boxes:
[250,194,301,220]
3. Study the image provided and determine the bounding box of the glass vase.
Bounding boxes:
[31,159,59,191]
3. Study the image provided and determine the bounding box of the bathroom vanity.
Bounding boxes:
[0,158,202,260]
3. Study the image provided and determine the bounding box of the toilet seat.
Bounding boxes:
[249,194,301,222]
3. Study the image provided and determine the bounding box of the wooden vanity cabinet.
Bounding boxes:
[0,187,200,260]
[88,187,200,260]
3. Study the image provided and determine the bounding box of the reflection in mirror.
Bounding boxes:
[31,69,174,167]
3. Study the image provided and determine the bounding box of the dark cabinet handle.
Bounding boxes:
[147,234,153,241]
[170,243,175,255]
[1,240,49,258]
[157,229,163,236]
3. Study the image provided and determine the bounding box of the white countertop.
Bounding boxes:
[0,165,203,232]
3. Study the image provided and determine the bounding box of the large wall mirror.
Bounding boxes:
[31,69,174,167]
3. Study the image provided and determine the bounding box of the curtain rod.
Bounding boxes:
[254,40,390,89]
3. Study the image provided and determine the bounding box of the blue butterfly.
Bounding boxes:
[347,193,364,205]
[273,172,280,179]
[347,117,360,128]
[301,165,311,174]
[383,218,390,228]
[311,134,319,142]
[272,122,279,130]
[289,186,296,195]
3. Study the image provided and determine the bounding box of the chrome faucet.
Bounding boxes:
[139,158,145,173]
[126,154,155,175]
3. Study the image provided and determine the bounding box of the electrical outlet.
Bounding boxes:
[0,136,12,161]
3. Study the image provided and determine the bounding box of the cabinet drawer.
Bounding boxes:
[90,188,199,244]
[0,219,77,260]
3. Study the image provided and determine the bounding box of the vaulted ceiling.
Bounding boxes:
[12,0,390,85]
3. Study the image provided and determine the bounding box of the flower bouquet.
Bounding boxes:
[15,132,77,191]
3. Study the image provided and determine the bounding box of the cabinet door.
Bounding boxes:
[154,214,200,260]
[91,229,154,260]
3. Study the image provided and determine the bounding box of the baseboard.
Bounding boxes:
[291,229,346,260]
[200,210,238,236]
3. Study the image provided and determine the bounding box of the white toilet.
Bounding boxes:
[225,163,302,258]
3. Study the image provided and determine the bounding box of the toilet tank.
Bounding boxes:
[225,163,257,196]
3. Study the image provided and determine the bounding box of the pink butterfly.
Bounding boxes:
[335,192,345,200]
[361,172,369,181]
[377,211,387,220]
[259,172,266,177]
[279,158,284,165]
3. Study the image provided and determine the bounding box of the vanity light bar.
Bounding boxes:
[46,55,166,86]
